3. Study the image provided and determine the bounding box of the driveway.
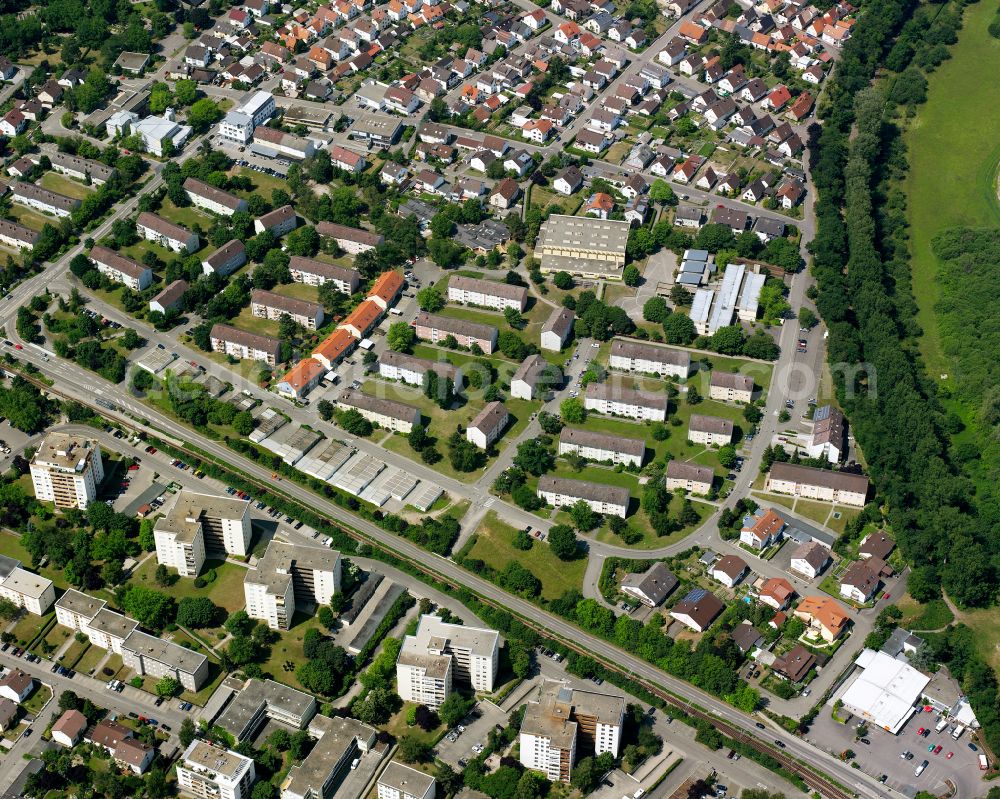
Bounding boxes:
[619,248,677,322]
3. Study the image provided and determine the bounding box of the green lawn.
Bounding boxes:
[258,613,328,693]
[231,167,292,200]
[74,642,107,676]
[273,282,322,302]
[128,558,249,613]
[159,198,216,231]
[60,639,91,668]
[231,305,282,339]
[8,204,55,231]
[905,0,1000,383]
[0,532,70,589]
[466,512,586,601]
[38,171,96,201]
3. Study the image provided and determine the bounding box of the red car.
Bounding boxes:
[127,464,139,471]
[917,728,925,736]
[934,746,943,755]
[946,752,954,759]
[13,344,21,350]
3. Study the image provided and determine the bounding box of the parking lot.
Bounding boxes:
[435,699,509,768]
[808,706,984,797]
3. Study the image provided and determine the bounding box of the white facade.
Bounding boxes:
[177,741,256,799]
[30,434,104,509]
[396,653,452,709]
[447,276,527,312]
[377,763,436,799]
[0,558,55,616]
[583,385,667,422]
[219,111,254,143]
[244,541,342,630]
[608,340,691,378]
[154,491,252,577]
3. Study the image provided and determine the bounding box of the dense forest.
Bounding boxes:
[809,0,997,609]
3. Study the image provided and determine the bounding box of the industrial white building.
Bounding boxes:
[840,649,931,734]
[30,433,104,509]
[153,490,252,577]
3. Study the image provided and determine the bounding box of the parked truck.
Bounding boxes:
[952,724,966,740]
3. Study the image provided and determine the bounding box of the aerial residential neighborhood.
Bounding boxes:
[0,0,994,797]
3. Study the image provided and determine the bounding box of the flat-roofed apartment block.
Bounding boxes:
[536,214,630,280]
[251,289,325,330]
[558,427,645,467]
[0,555,55,615]
[12,181,80,218]
[315,221,384,255]
[519,680,625,782]
[89,245,153,291]
[55,589,209,689]
[537,475,629,518]
[210,323,281,365]
[447,275,528,312]
[0,218,40,250]
[281,714,377,799]
[583,382,667,422]
[244,540,342,630]
[153,489,252,577]
[378,351,461,389]
[541,306,575,351]
[48,151,116,185]
[288,255,361,293]
[709,370,754,403]
[765,462,870,507]
[177,740,256,799]
[688,413,733,446]
[609,339,691,378]
[413,312,498,355]
[396,614,500,708]
[510,354,560,401]
[121,629,209,690]
[137,212,200,252]
[665,460,713,495]
[30,432,104,509]
[183,177,248,216]
[466,401,508,449]
[337,389,420,434]
[203,239,247,276]
[252,126,315,160]
[217,678,317,742]
[377,762,436,799]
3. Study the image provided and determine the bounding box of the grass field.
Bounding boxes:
[128,558,249,614]
[896,594,955,632]
[466,512,586,601]
[0,532,70,589]
[38,172,96,200]
[8,205,55,231]
[259,613,328,693]
[905,0,1000,383]
[231,305,282,338]
[158,198,216,231]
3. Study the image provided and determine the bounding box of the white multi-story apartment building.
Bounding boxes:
[202,240,247,276]
[30,433,104,509]
[0,555,55,615]
[765,462,870,507]
[541,306,574,351]
[583,383,667,422]
[447,275,528,312]
[90,246,153,291]
[466,401,508,450]
[608,339,691,378]
[55,589,209,690]
[396,615,500,708]
[664,460,714,495]
[183,177,248,217]
[709,370,754,403]
[210,324,281,365]
[510,354,559,401]
[378,351,460,389]
[337,390,420,434]
[288,256,361,293]
[413,312,498,354]
[808,405,846,463]
[154,490,252,577]
[250,289,325,330]
[687,414,734,446]
[557,427,645,468]
[315,221,384,255]
[177,741,256,799]
[12,181,80,218]
[244,541,341,630]
[537,475,629,518]
[377,762,436,799]
[48,152,117,185]
[137,212,200,252]
[519,680,624,783]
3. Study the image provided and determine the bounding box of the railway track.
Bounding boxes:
[24,369,860,799]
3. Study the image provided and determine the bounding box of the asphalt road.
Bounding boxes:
[2,337,889,799]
